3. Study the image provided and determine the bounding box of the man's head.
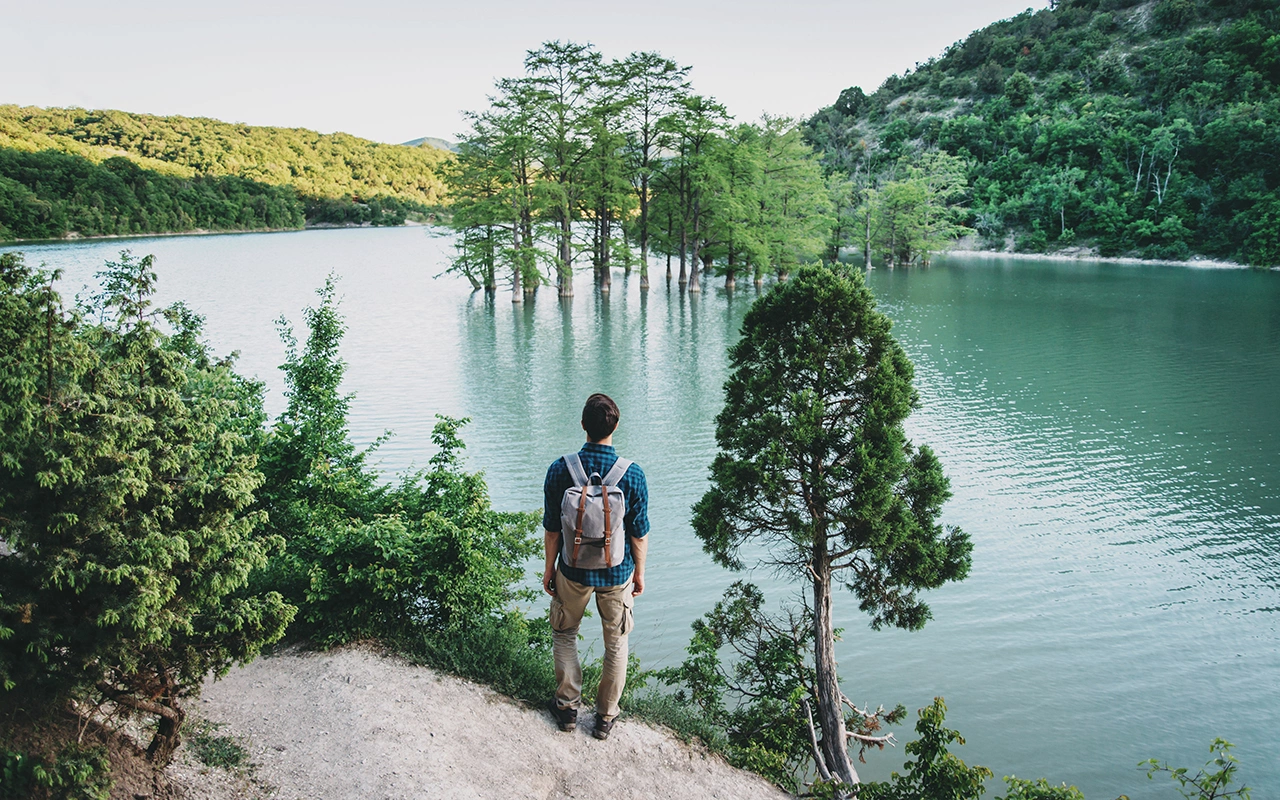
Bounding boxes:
[582,393,620,443]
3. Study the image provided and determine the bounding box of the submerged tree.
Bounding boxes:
[692,264,972,789]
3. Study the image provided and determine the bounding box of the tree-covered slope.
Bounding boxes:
[807,0,1280,265]
[0,105,452,239]
[1,106,451,205]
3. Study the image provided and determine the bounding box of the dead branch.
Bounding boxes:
[802,697,835,783]
[847,731,896,747]
[840,694,886,719]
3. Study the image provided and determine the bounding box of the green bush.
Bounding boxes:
[252,280,540,649]
[0,745,111,800]
[405,612,556,704]
[0,251,294,763]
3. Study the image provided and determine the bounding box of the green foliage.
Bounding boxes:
[403,611,556,705]
[0,148,304,239]
[806,0,1280,265]
[0,251,291,763]
[0,105,450,239]
[186,719,251,771]
[861,698,993,800]
[0,745,111,800]
[690,263,970,785]
[0,105,449,205]
[1143,739,1251,800]
[694,264,971,623]
[448,41,832,293]
[652,582,839,791]
[872,152,972,266]
[999,776,1086,800]
[253,280,540,647]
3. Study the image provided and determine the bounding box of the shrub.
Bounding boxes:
[0,251,293,763]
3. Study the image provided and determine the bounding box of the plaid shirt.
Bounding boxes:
[543,442,649,587]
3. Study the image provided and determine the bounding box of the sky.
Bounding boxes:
[5,0,1046,145]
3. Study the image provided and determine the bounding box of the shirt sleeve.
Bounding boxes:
[623,463,650,539]
[543,459,565,532]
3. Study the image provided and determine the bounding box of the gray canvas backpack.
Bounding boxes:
[558,453,632,570]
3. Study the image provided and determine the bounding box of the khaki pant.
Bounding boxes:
[550,570,634,720]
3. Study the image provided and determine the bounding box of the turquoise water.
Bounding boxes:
[6,228,1278,798]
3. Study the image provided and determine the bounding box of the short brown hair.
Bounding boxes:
[582,393,619,441]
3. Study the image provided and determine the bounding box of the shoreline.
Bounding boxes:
[5,227,1275,271]
[0,220,430,246]
[940,247,1267,270]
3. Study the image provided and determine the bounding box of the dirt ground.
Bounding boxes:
[169,645,790,800]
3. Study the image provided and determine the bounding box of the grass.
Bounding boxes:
[186,719,251,771]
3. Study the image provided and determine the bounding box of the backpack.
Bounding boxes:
[558,453,632,570]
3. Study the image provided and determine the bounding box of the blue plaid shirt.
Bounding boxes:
[544,442,649,587]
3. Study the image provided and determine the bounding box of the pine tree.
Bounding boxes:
[692,264,971,789]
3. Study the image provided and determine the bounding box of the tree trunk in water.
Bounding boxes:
[601,214,612,293]
[639,175,649,287]
[687,242,702,294]
[511,207,523,303]
[725,251,736,290]
[813,568,858,786]
[691,252,711,294]
[559,212,573,297]
[678,228,688,287]
[666,252,672,283]
[484,227,497,292]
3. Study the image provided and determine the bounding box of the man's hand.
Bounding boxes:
[629,535,648,598]
[543,529,560,597]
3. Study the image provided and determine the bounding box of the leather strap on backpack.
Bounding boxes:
[601,482,613,568]
[572,482,589,567]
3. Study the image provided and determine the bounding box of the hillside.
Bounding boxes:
[807,0,1280,266]
[0,106,452,239]
[403,136,460,152]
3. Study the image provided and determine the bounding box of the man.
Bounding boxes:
[543,393,649,740]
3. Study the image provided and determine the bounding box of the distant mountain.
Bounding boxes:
[0,105,454,239]
[402,136,459,153]
[806,0,1280,266]
[1,106,451,206]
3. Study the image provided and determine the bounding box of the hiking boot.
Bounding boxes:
[592,714,614,741]
[550,700,577,732]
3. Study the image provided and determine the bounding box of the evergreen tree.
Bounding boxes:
[617,51,690,289]
[0,251,293,763]
[692,264,972,789]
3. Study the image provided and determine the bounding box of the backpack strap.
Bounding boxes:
[602,458,632,487]
[563,453,589,487]
[601,477,613,568]
[571,482,589,567]
[600,457,630,569]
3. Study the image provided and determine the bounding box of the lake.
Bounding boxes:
[5,227,1278,798]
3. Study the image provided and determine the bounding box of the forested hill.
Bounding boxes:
[0,105,451,239]
[806,0,1280,266]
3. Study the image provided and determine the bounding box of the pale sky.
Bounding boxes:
[5,0,1044,144]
